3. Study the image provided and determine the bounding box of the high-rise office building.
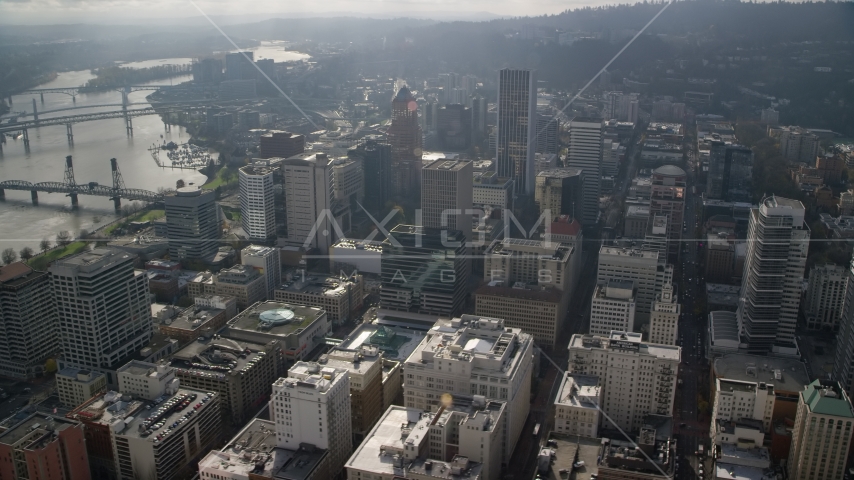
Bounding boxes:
[380,225,468,317]
[241,244,281,299]
[804,264,847,331]
[496,69,537,195]
[272,362,353,477]
[239,161,277,241]
[403,315,534,458]
[566,117,604,226]
[589,279,637,336]
[472,96,487,136]
[259,130,305,159]
[707,142,754,202]
[535,168,583,221]
[602,139,620,177]
[49,248,152,381]
[536,113,558,155]
[649,283,680,346]
[319,346,384,442]
[422,159,473,244]
[387,86,423,196]
[283,153,342,255]
[834,255,854,398]
[224,51,255,80]
[597,247,673,321]
[164,186,220,261]
[788,380,854,480]
[737,196,809,354]
[568,332,681,432]
[192,58,223,83]
[0,263,56,380]
[436,104,472,150]
[483,238,579,293]
[618,93,639,123]
[649,165,686,263]
[348,137,391,215]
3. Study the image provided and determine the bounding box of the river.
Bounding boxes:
[0,70,207,254]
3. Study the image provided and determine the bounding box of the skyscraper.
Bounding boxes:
[421,159,473,243]
[241,244,281,299]
[566,117,604,226]
[348,137,391,215]
[224,51,255,80]
[787,380,854,480]
[0,263,56,379]
[259,130,305,159]
[536,113,558,155]
[707,142,754,202]
[649,283,680,345]
[649,165,686,263]
[535,168,583,221]
[239,161,277,241]
[834,256,854,398]
[164,186,220,261]
[737,196,809,354]
[386,86,423,196]
[49,248,152,380]
[283,153,341,255]
[496,69,537,195]
[436,104,472,150]
[380,225,468,317]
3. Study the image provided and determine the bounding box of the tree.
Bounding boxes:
[2,248,17,265]
[176,179,186,189]
[19,247,34,262]
[40,238,51,252]
[56,231,72,247]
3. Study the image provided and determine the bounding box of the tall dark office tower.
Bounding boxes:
[565,117,604,226]
[535,168,583,220]
[737,196,809,355]
[707,142,754,202]
[436,104,472,151]
[536,113,559,155]
[386,86,423,197]
[192,58,223,83]
[471,96,487,137]
[497,69,537,195]
[380,225,468,317]
[49,248,152,377]
[164,186,221,261]
[349,137,392,215]
[259,130,305,159]
[649,165,686,263]
[0,263,57,379]
[835,254,854,398]
[224,52,255,80]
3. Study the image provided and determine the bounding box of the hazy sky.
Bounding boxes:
[0,0,628,25]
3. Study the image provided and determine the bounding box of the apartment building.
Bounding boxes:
[568,332,681,432]
[788,380,854,480]
[403,315,534,458]
[239,161,277,241]
[804,264,847,331]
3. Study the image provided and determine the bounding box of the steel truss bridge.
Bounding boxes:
[0,156,163,210]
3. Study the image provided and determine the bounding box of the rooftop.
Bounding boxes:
[345,406,483,478]
[164,304,226,332]
[228,301,325,337]
[0,412,78,448]
[276,273,355,299]
[556,373,601,409]
[338,322,427,361]
[198,418,327,480]
[802,380,854,418]
[569,332,681,361]
[0,262,36,285]
[171,336,273,378]
[714,463,768,480]
[713,354,810,392]
[537,167,582,178]
[710,311,740,344]
[318,345,383,377]
[475,282,564,303]
[424,159,471,172]
[276,363,347,394]
[485,238,573,261]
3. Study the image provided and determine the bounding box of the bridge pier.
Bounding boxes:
[66,124,74,146]
[113,198,121,212]
[0,189,4,200]
[164,122,171,132]
[40,93,44,103]
[72,95,76,104]
[125,116,133,137]
[32,99,38,123]
[22,128,30,153]
[70,194,78,208]
[31,190,38,205]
